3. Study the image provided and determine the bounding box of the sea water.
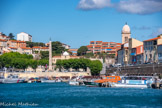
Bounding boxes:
[0,83,162,108]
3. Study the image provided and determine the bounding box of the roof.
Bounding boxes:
[53,56,61,58]
[143,37,161,42]
[41,47,48,49]
[0,39,7,42]
[21,47,32,50]
[9,47,17,49]
[32,46,41,48]
[9,40,25,43]
[96,41,102,43]
[70,56,79,58]
[102,42,108,45]
[87,45,93,48]
[116,43,121,45]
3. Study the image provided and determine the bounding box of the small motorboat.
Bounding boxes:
[41,78,56,83]
[2,74,19,84]
[28,78,41,83]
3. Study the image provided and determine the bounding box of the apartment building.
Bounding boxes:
[143,35,162,63]
[87,41,121,56]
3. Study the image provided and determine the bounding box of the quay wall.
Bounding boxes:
[3,71,91,79]
[106,64,162,77]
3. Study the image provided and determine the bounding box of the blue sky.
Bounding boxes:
[0,0,162,48]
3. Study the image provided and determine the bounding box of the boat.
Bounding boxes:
[69,81,80,85]
[28,78,41,83]
[2,74,19,83]
[111,76,153,88]
[94,76,153,88]
[83,81,99,87]
[41,78,56,83]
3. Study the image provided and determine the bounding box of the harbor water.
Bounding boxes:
[0,83,162,108]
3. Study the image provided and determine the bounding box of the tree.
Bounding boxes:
[89,60,102,76]
[52,41,65,54]
[56,60,63,71]
[29,60,38,71]
[77,46,88,56]
[157,34,162,37]
[8,33,15,40]
[38,59,49,66]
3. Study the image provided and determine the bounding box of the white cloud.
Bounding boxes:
[77,0,112,10]
[77,0,162,14]
[151,28,162,37]
[116,0,162,14]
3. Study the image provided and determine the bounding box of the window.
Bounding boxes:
[125,37,128,42]
[107,77,109,79]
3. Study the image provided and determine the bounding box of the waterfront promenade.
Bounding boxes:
[0,71,91,79]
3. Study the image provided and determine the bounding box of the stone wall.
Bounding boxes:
[106,64,162,77]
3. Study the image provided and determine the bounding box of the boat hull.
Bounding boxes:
[112,83,148,88]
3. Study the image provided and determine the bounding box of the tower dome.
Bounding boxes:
[63,51,69,56]
[122,23,131,34]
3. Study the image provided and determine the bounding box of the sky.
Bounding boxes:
[0,0,162,48]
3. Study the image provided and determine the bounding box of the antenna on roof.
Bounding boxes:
[125,22,127,25]
[50,37,51,41]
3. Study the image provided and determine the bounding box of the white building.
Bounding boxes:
[17,32,32,42]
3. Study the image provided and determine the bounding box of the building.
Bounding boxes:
[0,32,10,40]
[0,39,7,54]
[18,47,32,55]
[87,41,121,56]
[128,38,143,64]
[52,51,79,64]
[143,35,162,63]
[136,45,144,64]
[157,44,162,63]
[68,48,78,56]
[32,46,49,52]
[122,23,131,44]
[7,40,26,48]
[117,42,129,65]
[17,32,32,42]
[62,43,70,49]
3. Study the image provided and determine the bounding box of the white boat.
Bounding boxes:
[69,81,80,85]
[41,79,56,83]
[2,74,19,83]
[112,83,148,88]
[41,78,56,83]
[111,76,153,88]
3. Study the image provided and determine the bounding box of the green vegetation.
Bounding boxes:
[52,41,65,54]
[40,41,66,59]
[26,41,45,47]
[0,52,48,70]
[8,33,15,40]
[77,46,88,56]
[55,58,102,76]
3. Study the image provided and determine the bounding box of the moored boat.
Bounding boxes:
[41,78,56,83]
[2,74,19,84]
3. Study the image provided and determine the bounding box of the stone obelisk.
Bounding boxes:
[49,38,52,70]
